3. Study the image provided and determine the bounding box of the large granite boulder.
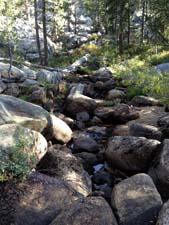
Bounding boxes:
[106,136,160,172]
[36,69,63,85]
[0,124,47,180]
[0,95,51,133]
[149,139,169,199]
[50,197,118,225]
[112,174,162,225]
[13,172,81,225]
[37,146,92,196]
[0,62,26,81]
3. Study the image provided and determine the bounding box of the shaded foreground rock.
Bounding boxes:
[129,122,162,140]
[156,200,169,225]
[111,173,162,225]
[14,172,81,225]
[94,104,139,123]
[106,136,160,172]
[50,197,118,225]
[37,147,92,196]
[149,139,169,199]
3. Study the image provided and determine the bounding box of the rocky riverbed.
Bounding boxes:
[0,60,169,225]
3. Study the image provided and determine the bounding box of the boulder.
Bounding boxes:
[0,124,47,179]
[149,139,169,199]
[112,174,162,225]
[14,172,81,225]
[37,146,92,196]
[65,83,97,116]
[50,197,118,225]
[50,115,72,143]
[21,66,37,80]
[94,104,139,123]
[107,89,126,100]
[37,69,63,85]
[0,80,7,93]
[132,95,161,106]
[0,62,26,81]
[91,68,113,82]
[155,63,169,73]
[106,136,160,172]
[129,122,162,140]
[73,136,99,153]
[156,200,169,225]
[76,111,90,122]
[0,95,51,133]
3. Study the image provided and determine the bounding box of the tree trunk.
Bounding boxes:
[127,4,131,45]
[34,0,43,65]
[119,4,125,54]
[141,0,145,43]
[42,0,48,66]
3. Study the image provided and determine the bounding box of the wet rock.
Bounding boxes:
[156,200,169,225]
[65,83,97,116]
[106,89,126,100]
[112,174,162,225]
[37,147,92,196]
[14,172,81,225]
[50,115,73,143]
[149,139,169,199]
[50,197,118,225]
[129,122,162,140]
[106,136,160,172]
[132,95,161,106]
[94,104,139,123]
[73,136,99,153]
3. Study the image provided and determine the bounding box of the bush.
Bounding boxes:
[0,127,37,182]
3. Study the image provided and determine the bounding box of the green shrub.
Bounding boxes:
[0,127,37,182]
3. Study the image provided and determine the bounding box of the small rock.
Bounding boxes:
[76,111,90,122]
[91,67,113,82]
[129,122,162,140]
[107,89,126,100]
[74,136,99,153]
[132,95,161,106]
[94,104,139,123]
[111,173,162,225]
